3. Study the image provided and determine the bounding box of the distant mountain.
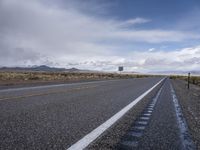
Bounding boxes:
[0,65,83,72]
[190,71,200,75]
[66,67,80,72]
[31,65,66,72]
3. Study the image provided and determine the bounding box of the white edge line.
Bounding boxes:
[170,83,195,150]
[67,78,165,150]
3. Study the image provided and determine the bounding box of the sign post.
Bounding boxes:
[188,72,190,89]
[118,66,123,73]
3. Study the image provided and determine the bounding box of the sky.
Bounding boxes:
[0,0,200,72]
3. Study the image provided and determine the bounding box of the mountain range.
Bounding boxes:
[0,65,82,72]
[1,65,200,75]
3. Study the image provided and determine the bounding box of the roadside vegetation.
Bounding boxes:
[170,75,200,86]
[0,71,157,86]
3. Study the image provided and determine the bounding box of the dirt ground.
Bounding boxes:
[0,72,158,90]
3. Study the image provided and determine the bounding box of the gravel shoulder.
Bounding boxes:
[171,79,200,149]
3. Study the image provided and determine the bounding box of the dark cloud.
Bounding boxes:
[184,57,200,64]
[0,47,41,66]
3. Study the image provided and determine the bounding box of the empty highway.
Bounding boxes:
[0,77,162,149]
[0,77,195,150]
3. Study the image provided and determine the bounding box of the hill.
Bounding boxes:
[0,65,81,72]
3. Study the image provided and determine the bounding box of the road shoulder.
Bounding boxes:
[171,79,200,149]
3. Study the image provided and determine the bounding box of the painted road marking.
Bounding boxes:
[136,121,148,125]
[67,78,165,150]
[170,83,195,150]
[0,85,97,101]
[140,117,150,120]
[134,126,146,130]
[143,113,151,116]
[118,82,164,150]
[146,110,153,113]
[148,107,153,110]
[128,131,143,138]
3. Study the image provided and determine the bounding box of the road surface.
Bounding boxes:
[0,78,162,149]
[118,78,195,150]
[0,77,195,150]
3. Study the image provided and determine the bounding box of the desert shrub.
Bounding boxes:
[28,76,40,80]
[0,71,163,83]
[170,75,200,86]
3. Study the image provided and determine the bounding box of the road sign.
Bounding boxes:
[118,66,123,72]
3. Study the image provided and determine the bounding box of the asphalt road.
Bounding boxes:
[136,79,183,149]
[0,77,162,150]
[118,78,195,150]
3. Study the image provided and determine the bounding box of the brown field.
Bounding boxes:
[170,75,200,86]
[0,71,156,86]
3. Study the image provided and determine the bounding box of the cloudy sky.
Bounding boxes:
[0,0,200,72]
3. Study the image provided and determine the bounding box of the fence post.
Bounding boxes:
[188,72,190,89]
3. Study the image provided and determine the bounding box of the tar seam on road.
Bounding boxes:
[170,83,196,150]
[0,85,97,101]
[66,78,165,150]
[118,83,163,149]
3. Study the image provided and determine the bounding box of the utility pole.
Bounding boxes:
[188,72,190,89]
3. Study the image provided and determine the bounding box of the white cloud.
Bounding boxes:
[111,30,200,43]
[48,45,200,72]
[123,45,200,72]
[148,48,155,52]
[118,17,150,27]
[0,0,200,72]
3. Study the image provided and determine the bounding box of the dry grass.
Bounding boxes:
[0,71,157,86]
[170,75,200,86]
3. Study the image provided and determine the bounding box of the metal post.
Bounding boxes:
[188,72,190,89]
